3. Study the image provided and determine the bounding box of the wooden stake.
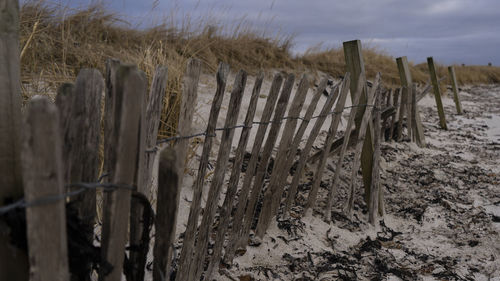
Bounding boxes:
[206,72,264,279]
[237,74,294,248]
[176,62,230,281]
[190,70,247,281]
[343,40,374,206]
[324,74,364,221]
[22,97,69,281]
[283,78,343,216]
[369,87,382,225]
[103,59,121,178]
[55,83,74,168]
[427,57,448,130]
[99,65,146,281]
[448,66,463,114]
[389,88,400,141]
[0,1,27,277]
[224,74,283,265]
[347,73,381,215]
[153,148,180,281]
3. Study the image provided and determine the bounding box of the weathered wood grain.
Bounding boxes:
[283,78,342,215]
[206,72,264,278]
[176,62,230,281]
[22,97,69,281]
[55,83,74,169]
[99,65,146,281]
[153,148,180,281]
[427,57,448,130]
[389,88,400,141]
[238,74,294,247]
[224,74,283,264]
[368,87,382,225]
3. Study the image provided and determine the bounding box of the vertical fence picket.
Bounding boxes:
[22,97,69,281]
[103,59,121,177]
[283,77,344,216]
[255,74,311,238]
[190,70,247,281]
[238,74,295,247]
[176,62,230,281]
[369,87,382,225]
[427,57,448,130]
[206,72,264,279]
[224,74,283,264]
[389,88,400,141]
[55,83,74,167]
[99,65,146,281]
[153,148,180,281]
[347,74,381,214]
[448,66,463,114]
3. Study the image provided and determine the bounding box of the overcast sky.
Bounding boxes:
[67,0,498,65]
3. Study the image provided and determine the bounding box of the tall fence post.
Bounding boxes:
[22,97,70,281]
[176,62,229,281]
[368,87,382,225]
[448,66,463,114]
[427,57,448,130]
[99,65,146,281]
[0,0,28,278]
[343,40,374,206]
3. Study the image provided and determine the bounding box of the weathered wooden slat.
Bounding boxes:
[255,74,311,238]
[343,40,374,206]
[153,148,180,281]
[396,57,412,142]
[103,59,121,177]
[303,75,351,214]
[129,67,168,281]
[206,72,264,279]
[427,57,448,130]
[176,62,230,281]
[238,74,295,248]
[347,73,381,214]
[224,74,283,265]
[99,65,146,281]
[190,70,247,281]
[0,1,27,277]
[64,69,104,280]
[283,78,343,216]
[55,83,74,168]
[448,66,463,114]
[389,88,400,141]
[22,97,69,281]
[368,87,382,225]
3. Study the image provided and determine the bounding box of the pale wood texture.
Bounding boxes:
[238,74,295,248]
[153,148,180,281]
[224,74,283,264]
[190,70,247,281]
[283,78,343,215]
[369,87,382,225]
[130,67,168,281]
[99,65,146,281]
[448,66,463,114]
[321,74,362,221]
[22,97,69,281]
[304,75,351,214]
[255,74,311,238]
[176,62,230,281]
[347,73,381,214]
[343,40,374,206]
[206,72,264,279]
[427,57,448,130]
[0,1,27,277]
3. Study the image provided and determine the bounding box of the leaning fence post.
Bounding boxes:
[153,148,180,281]
[427,57,448,130]
[448,66,463,114]
[22,97,70,281]
[255,74,310,239]
[225,74,283,265]
[0,0,27,278]
[99,65,146,281]
[343,39,374,206]
[176,62,229,281]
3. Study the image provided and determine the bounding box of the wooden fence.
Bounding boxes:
[0,4,464,280]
